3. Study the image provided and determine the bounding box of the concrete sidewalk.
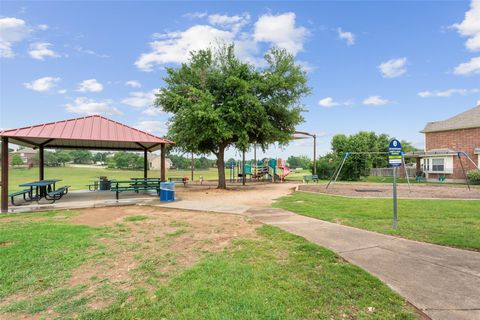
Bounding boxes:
[246,208,480,320]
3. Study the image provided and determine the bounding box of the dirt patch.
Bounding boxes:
[1,205,261,319]
[0,241,14,247]
[299,183,480,200]
[175,182,296,207]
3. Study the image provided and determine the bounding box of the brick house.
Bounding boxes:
[9,147,38,166]
[420,104,479,182]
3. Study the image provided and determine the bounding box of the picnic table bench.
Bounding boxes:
[168,177,188,186]
[303,175,319,183]
[8,189,31,205]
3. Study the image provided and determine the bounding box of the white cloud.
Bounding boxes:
[135,120,167,135]
[418,88,480,97]
[0,17,31,58]
[451,0,480,52]
[37,24,49,31]
[362,95,390,106]
[337,28,355,45]
[73,45,109,58]
[28,42,58,60]
[58,89,67,94]
[77,79,104,92]
[208,13,250,32]
[121,90,157,108]
[184,12,208,19]
[125,80,142,88]
[253,12,308,55]
[135,12,310,71]
[453,56,480,75]
[142,106,163,116]
[135,25,235,71]
[24,76,60,92]
[318,97,339,107]
[378,57,407,78]
[318,97,352,108]
[65,97,121,115]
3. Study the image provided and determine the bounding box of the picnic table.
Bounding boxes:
[9,179,70,205]
[110,179,161,200]
[19,179,62,200]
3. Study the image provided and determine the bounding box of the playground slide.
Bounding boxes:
[276,158,290,181]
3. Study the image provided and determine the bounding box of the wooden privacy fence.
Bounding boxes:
[370,167,417,177]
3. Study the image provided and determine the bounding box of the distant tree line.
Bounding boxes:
[168,154,216,170]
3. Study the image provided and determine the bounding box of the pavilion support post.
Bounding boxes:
[143,149,148,179]
[1,137,8,213]
[160,144,166,182]
[39,145,44,181]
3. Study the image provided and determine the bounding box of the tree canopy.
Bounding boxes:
[156,44,310,188]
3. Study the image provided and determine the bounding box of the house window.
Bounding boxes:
[431,158,444,172]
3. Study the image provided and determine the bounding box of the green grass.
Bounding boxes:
[274,192,480,250]
[5,165,225,194]
[0,213,418,319]
[81,225,417,319]
[0,217,103,299]
[124,215,148,222]
[165,229,188,237]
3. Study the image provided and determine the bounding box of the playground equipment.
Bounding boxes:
[326,151,412,191]
[326,149,477,190]
[228,157,291,183]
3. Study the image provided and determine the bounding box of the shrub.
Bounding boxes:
[467,170,480,185]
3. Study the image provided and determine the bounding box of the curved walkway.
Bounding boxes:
[246,207,480,320]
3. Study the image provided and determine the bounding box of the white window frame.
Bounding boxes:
[421,156,453,174]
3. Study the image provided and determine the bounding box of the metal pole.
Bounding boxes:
[1,137,8,213]
[393,166,397,229]
[191,152,194,182]
[459,151,479,169]
[39,145,44,181]
[402,153,411,192]
[313,134,317,175]
[458,153,471,191]
[253,143,257,179]
[242,149,246,186]
[143,149,148,179]
[327,153,349,190]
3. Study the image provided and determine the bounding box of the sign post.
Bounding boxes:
[388,139,403,229]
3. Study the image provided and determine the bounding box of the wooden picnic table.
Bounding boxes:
[19,179,61,200]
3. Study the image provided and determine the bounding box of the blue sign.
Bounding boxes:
[388,139,403,167]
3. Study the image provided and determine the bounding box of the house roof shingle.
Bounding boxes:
[422,104,480,133]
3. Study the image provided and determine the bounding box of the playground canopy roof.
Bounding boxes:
[0,115,174,151]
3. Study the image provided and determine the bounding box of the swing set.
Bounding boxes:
[326,150,478,190]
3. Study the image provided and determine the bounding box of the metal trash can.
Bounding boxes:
[160,182,175,202]
[99,176,111,190]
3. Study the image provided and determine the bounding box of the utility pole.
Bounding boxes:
[313,134,317,175]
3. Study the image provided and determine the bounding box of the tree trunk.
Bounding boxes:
[217,145,227,189]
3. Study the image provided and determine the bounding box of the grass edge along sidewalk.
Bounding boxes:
[0,212,418,319]
[273,192,480,251]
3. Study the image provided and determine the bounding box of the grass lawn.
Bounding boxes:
[0,210,418,319]
[274,192,480,250]
[5,166,223,193]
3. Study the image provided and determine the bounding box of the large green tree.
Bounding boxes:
[156,45,310,188]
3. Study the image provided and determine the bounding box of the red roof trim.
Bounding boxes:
[0,115,174,145]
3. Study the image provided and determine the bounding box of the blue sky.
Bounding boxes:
[1,1,479,160]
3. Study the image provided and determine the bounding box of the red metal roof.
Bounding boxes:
[0,115,174,151]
